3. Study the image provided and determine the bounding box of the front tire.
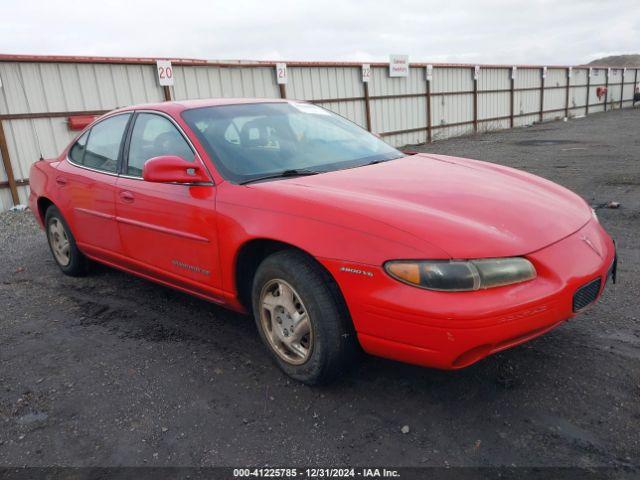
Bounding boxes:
[45,205,88,276]
[252,250,356,384]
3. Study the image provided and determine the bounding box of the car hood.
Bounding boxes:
[248,153,591,258]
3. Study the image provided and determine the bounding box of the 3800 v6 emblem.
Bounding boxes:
[340,266,374,277]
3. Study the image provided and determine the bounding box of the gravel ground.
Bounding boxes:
[0,108,638,469]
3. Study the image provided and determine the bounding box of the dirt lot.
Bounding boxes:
[0,108,638,469]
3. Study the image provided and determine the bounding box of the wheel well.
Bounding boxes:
[235,239,297,311]
[235,239,345,315]
[37,197,54,224]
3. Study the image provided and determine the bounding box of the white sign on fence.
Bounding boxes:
[511,66,517,80]
[588,68,593,78]
[389,55,409,77]
[426,64,433,82]
[276,63,288,84]
[607,68,612,78]
[156,60,174,86]
[362,64,371,83]
[474,65,480,80]
[542,66,547,79]
[567,67,572,78]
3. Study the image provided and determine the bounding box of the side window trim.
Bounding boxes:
[117,114,135,174]
[69,130,91,166]
[67,112,132,176]
[119,110,138,176]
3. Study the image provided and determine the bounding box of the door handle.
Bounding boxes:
[119,191,135,203]
[55,176,67,186]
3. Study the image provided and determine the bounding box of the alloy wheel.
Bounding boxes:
[48,218,71,266]
[259,279,313,365]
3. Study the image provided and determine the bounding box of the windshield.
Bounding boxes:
[181,102,405,183]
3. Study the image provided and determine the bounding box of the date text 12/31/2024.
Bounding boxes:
[233,468,400,478]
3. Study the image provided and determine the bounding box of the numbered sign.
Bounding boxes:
[607,68,612,78]
[276,63,288,84]
[542,66,547,79]
[511,66,517,80]
[567,67,572,78]
[588,67,593,78]
[362,64,371,83]
[389,55,409,77]
[426,64,433,82]
[156,60,174,86]
[473,65,480,80]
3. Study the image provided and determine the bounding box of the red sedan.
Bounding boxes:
[29,98,616,384]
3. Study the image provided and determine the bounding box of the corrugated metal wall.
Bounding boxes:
[0,56,638,211]
[0,61,165,207]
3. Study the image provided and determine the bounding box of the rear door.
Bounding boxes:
[115,111,222,300]
[56,113,131,260]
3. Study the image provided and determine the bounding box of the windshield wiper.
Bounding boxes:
[239,169,322,185]
[366,159,389,165]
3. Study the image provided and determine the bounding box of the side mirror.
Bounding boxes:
[142,155,211,184]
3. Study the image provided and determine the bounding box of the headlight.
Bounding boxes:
[384,258,536,291]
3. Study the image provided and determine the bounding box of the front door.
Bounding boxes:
[114,112,222,301]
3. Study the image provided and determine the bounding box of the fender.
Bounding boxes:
[215,182,450,302]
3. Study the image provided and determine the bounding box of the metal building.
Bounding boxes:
[0,54,637,211]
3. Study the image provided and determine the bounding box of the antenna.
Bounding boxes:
[15,66,44,160]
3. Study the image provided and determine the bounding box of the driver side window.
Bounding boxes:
[126,113,194,177]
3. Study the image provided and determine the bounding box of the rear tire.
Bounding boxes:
[45,205,88,276]
[252,250,357,385]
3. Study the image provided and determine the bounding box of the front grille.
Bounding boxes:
[573,278,602,312]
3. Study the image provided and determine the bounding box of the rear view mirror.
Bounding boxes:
[142,155,211,184]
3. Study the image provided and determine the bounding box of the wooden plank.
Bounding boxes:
[0,120,19,206]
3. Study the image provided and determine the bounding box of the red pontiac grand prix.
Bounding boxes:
[29,98,616,384]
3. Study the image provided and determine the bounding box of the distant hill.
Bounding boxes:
[587,54,640,66]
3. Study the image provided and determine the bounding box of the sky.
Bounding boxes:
[1,0,638,66]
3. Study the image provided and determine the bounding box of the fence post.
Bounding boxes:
[604,69,609,111]
[472,67,478,133]
[539,67,545,122]
[620,69,625,109]
[509,67,515,128]
[585,68,591,115]
[635,69,639,107]
[565,67,571,118]
[363,81,372,132]
[0,120,19,206]
[425,66,432,143]
[163,85,172,101]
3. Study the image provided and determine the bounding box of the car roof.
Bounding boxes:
[112,97,290,116]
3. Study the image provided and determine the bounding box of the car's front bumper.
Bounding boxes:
[321,218,616,369]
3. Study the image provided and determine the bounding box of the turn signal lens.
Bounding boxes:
[385,262,421,285]
[384,258,536,292]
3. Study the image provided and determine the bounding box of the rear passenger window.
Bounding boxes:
[69,131,89,164]
[82,114,131,173]
[127,113,194,177]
